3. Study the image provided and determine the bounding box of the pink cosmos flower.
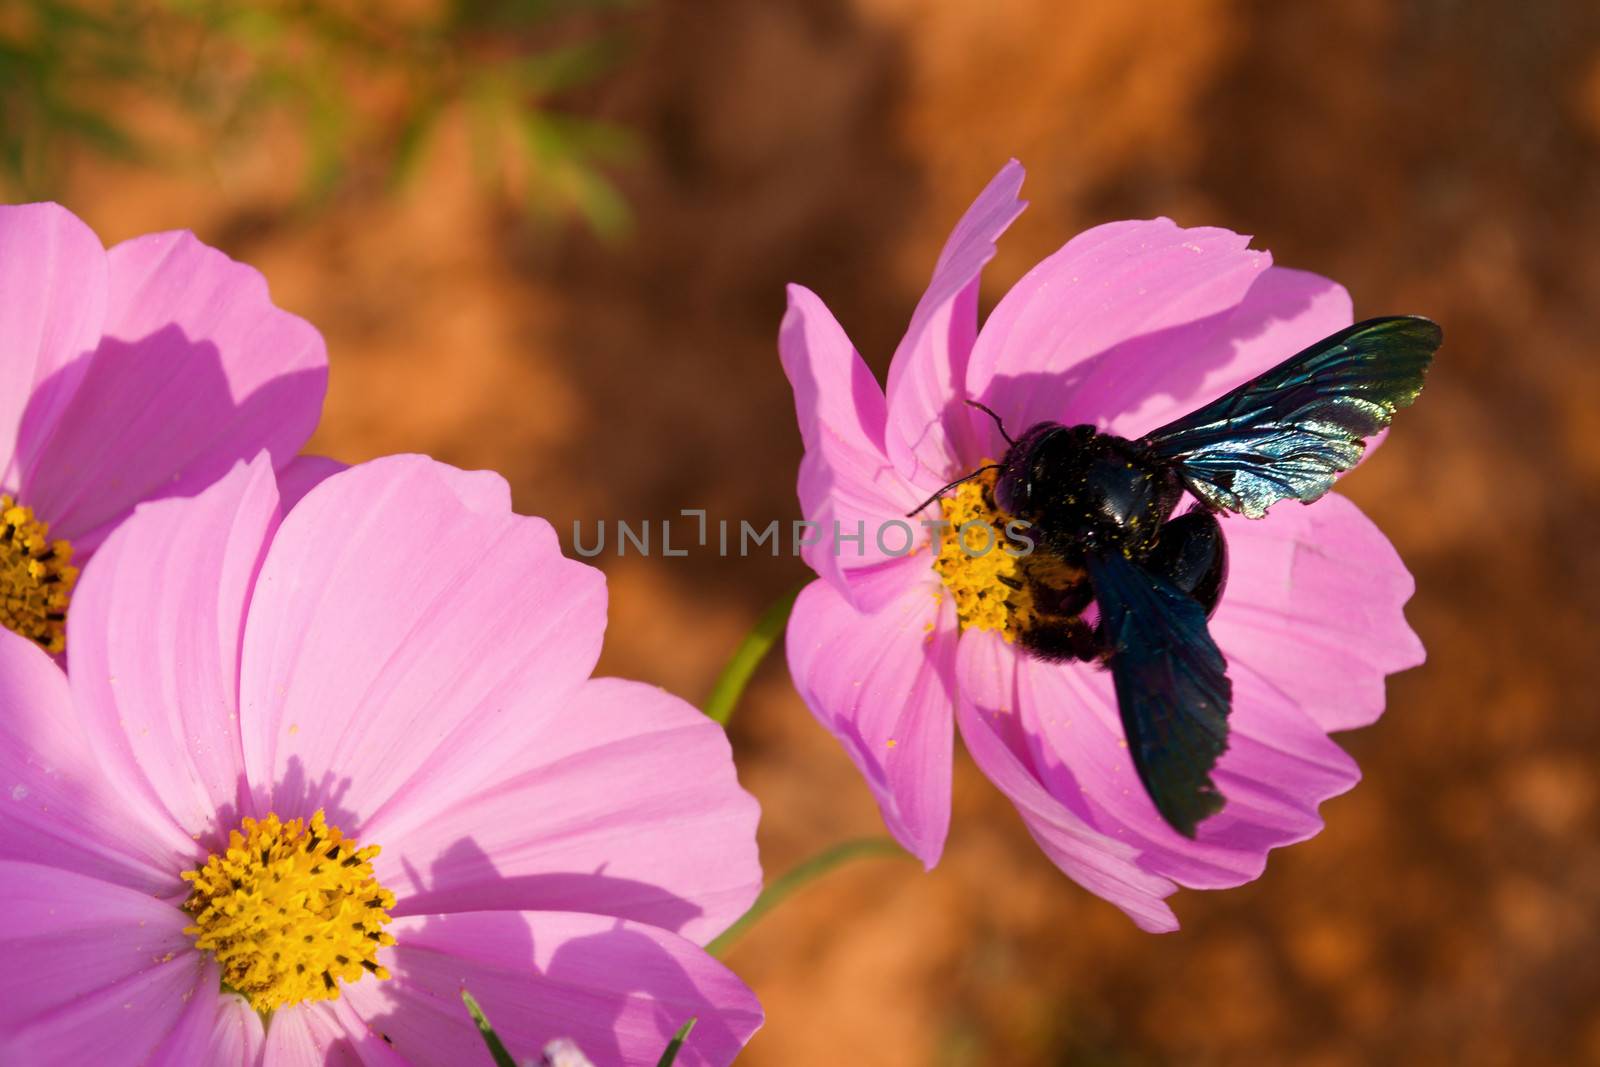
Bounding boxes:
[0,202,327,654]
[0,453,763,1064]
[780,160,1424,931]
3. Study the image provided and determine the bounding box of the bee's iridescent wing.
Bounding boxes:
[1141,316,1441,518]
[1085,549,1231,839]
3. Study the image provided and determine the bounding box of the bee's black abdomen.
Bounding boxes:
[1145,507,1229,617]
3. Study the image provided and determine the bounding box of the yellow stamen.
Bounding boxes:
[182,810,395,1013]
[932,465,1084,642]
[0,495,76,654]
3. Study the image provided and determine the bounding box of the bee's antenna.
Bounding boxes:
[965,399,1014,445]
[905,464,1002,517]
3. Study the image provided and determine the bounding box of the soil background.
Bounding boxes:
[31,1,1600,1064]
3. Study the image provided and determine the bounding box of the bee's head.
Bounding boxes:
[993,422,1065,519]
[903,404,1062,519]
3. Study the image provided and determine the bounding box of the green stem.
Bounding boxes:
[702,585,801,726]
[708,837,909,956]
[461,989,517,1067]
[655,1017,698,1067]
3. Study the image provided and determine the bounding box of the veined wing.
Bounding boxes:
[1085,549,1231,838]
[1141,316,1440,517]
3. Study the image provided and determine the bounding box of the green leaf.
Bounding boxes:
[702,585,801,726]
[508,39,622,96]
[537,113,637,164]
[388,99,441,190]
[461,989,518,1067]
[567,167,632,239]
[655,1017,698,1067]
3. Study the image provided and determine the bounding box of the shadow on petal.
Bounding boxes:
[974,268,1324,447]
[393,838,706,936]
[354,837,756,1066]
[16,324,324,553]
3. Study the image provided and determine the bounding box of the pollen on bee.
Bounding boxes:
[931,466,1030,641]
[929,465,1086,643]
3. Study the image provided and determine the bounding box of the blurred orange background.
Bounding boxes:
[18,1,1600,1063]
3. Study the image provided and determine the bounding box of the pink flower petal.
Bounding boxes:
[1210,492,1424,731]
[20,229,326,547]
[0,861,209,1063]
[884,160,1027,484]
[68,455,280,849]
[276,453,347,513]
[145,980,240,1065]
[202,995,267,1067]
[341,910,763,1066]
[997,632,1359,890]
[262,998,406,1067]
[377,678,761,945]
[437,464,515,514]
[0,203,106,488]
[966,219,1270,448]
[0,631,181,893]
[779,284,920,612]
[954,631,1181,933]
[786,573,957,868]
[1070,266,1354,437]
[239,456,607,839]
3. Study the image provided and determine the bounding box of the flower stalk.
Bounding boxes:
[709,837,910,957]
[702,584,801,726]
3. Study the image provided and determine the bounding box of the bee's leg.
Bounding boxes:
[1143,506,1229,616]
[1019,615,1105,663]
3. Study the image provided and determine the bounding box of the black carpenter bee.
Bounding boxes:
[913,316,1441,838]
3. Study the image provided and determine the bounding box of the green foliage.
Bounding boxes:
[655,1017,697,1067]
[464,986,696,1066]
[461,989,518,1067]
[0,2,148,192]
[0,0,636,229]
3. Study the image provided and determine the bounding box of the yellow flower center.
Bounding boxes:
[932,465,1084,643]
[182,810,396,1013]
[0,495,77,654]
